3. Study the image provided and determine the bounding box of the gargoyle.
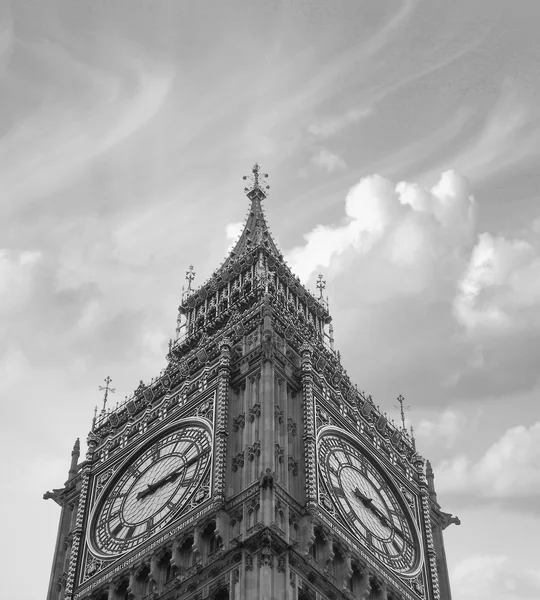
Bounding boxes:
[440,511,461,530]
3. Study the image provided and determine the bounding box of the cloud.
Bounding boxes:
[454,232,540,333]
[0,37,174,210]
[435,81,540,183]
[308,107,371,139]
[0,249,43,314]
[435,422,540,508]
[452,554,540,600]
[287,169,476,284]
[312,148,347,173]
[225,221,244,252]
[416,408,466,448]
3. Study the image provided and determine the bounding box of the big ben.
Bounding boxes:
[45,164,458,600]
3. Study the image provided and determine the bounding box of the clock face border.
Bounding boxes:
[317,426,424,577]
[86,417,213,559]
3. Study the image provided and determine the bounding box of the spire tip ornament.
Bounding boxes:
[98,376,115,415]
[243,163,270,198]
[394,394,411,432]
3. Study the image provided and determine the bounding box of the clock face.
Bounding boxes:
[88,421,212,557]
[318,433,421,575]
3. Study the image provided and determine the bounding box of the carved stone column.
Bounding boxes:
[64,432,98,599]
[215,337,232,504]
[300,343,317,511]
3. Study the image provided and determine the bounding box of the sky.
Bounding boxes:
[1,0,539,598]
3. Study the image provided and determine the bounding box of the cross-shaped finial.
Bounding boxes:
[243,163,270,196]
[316,274,326,300]
[185,265,196,292]
[99,376,116,415]
[394,394,411,432]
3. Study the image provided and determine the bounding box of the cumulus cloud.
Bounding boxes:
[225,221,244,252]
[416,408,466,448]
[287,169,476,283]
[454,232,540,333]
[452,554,540,600]
[435,422,540,507]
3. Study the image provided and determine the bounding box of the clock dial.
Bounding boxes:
[88,421,212,557]
[318,433,421,575]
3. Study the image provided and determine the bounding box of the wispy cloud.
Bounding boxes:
[308,107,371,139]
[0,38,174,211]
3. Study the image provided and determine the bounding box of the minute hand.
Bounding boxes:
[137,448,210,500]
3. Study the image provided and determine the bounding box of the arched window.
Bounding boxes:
[212,588,230,600]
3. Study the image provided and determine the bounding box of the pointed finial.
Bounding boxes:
[316,274,326,300]
[185,266,196,293]
[92,405,98,429]
[98,376,115,415]
[243,163,270,197]
[394,394,411,432]
[410,424,416,451]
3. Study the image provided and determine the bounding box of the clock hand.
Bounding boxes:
[137,448,210,500]
[353,488,390,527]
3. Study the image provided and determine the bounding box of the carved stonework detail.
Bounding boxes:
[287,417,297,436]
[245,553,253,571]
[259,468,274,489]
[84,555,104,579]
[232,413,245,432]
[288,456,298,476]
[195,398,213,421]
[413,574,425,596]
[274,405,284,424]
[402,487,415,510]
[249,403,261,422]
[247,441,261,461]
[275,443,284,463]
[259,551,274,569]
[316,406,330,429]
[320,492,334,514]
[232,452,245,472]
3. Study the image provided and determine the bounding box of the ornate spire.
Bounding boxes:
[220,163,280,269]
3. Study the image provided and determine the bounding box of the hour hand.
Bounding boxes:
[353,488,375,509]
[353,489,389,526]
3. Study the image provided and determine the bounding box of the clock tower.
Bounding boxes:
[45,165,459,600]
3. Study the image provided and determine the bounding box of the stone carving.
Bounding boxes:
[231,452,245,472]
[248,403,261,422]
[287,417,297,436]
[259,468,274,489]
[287,456,299,476]
[275,443,284,463]
[247,441,261,461]
[440,511,461,529]
[84,555,104,578]
[232,413,245,432]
